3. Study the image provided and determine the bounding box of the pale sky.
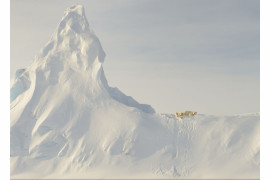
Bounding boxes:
[10,0,260,115]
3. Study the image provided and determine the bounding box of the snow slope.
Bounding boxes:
[10,4,259,179]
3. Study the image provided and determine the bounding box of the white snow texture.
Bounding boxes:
[10,4,259,179]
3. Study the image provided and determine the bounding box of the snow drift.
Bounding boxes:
[10,4,259,179]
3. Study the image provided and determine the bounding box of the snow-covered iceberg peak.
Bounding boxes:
[60,4,91,35]
[64,4,86,17]
[11,4,155,113]
[36,4,105,76]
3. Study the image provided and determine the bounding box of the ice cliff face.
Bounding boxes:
[10,4,259,179]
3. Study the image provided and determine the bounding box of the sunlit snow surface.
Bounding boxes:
[10,4,259,179]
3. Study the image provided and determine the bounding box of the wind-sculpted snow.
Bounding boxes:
[10,4,154,113]
[10,4,259,179]
[100,68,155,113]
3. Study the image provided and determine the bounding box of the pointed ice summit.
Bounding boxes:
[10,5,259,179]
[11,4,155,113]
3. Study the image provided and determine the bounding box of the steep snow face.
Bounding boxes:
[10,4,259,179]
[10,4,154,112]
